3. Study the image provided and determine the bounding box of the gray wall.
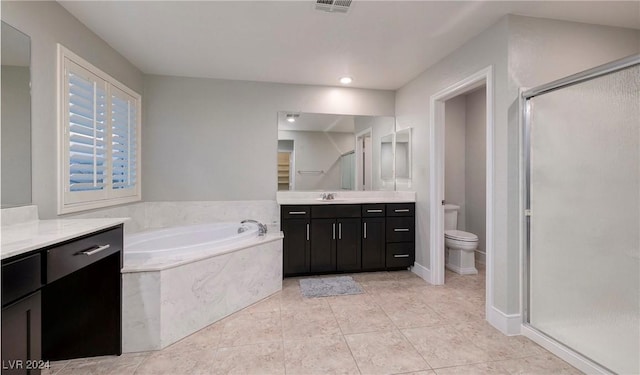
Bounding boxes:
[444,95,467,230]
[1,66,31,207]
[396,14,639,316]
[1,1,144,219]
[465,88,486,254]
[142,75,394,201]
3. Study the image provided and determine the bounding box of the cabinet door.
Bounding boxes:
[282,219,310,275]
[310,219,336,273]
[2,292,41,375]
[336,218,362,272]
[362,218,385,270]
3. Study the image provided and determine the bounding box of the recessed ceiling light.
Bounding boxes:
[339,76,353,85]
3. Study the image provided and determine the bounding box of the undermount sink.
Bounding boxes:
[315,198,346,202]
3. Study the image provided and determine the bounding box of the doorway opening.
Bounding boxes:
[355,129,372,190]
[429,66,494,322]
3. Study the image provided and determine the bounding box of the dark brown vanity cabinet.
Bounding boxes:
[385,203,416,269]
[309,205,361,273]
[1,225,124,371]
[1,254,42,375]
[361,204,386,271]
[282,202,415,276]
[281,206,311,275]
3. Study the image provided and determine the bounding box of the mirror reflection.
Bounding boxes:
[395,128,411,180]
[277,112,395,191]
[1,21,32,208]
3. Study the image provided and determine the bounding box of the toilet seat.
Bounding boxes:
[444,230,478,242]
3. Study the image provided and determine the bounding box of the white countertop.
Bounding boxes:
[276,191,416,205]
[1,218,128,260]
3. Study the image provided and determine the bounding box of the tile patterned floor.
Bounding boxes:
[44,265,582,375]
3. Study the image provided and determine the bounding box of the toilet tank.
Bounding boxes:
[444,204,460,230]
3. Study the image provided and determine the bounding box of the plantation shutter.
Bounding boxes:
[65,60,108,201]
[111,87,138,193]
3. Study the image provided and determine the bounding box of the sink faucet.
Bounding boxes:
[321,192,336,200]
[240,220,268,236]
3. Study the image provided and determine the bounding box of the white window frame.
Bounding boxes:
[57,44,142,214]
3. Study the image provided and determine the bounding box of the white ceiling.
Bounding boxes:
[59,1,640,90]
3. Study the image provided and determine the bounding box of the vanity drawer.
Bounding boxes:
[362,204,385,217]
[311,205,361,219]
[386,217,415,243]
[46,226,123,283]
[281,206,310,219]
[2,253,42,307]
[386,243,415,268]
[386,203,414,217]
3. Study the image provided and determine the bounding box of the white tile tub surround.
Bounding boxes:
[1,205,39,226]
[69,200,280,234]
[121,234,282,352]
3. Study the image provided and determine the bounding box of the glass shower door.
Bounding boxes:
[526,62,639,374]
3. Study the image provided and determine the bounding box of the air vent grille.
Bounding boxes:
[315,0,352,13]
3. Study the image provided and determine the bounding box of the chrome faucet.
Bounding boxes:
[240,219,268,236]
[321,192,336,200]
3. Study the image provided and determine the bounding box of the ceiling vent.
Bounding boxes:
[315,0,352,14]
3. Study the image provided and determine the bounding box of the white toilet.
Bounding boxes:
[444,204,478,275]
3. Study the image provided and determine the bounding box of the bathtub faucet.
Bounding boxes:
[240,220,268,236]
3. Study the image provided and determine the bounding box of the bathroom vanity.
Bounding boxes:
[279,193,416,276]
[1,217,126,373]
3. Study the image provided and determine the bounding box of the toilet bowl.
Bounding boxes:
[444,204,478,275]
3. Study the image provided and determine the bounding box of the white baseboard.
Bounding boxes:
[411,262,432,284]
[445,263,478,275]
[487,306,521,336]
[521,325,612,374]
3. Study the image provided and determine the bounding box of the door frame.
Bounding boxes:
[428,66,494,316]
[355,128,372,190]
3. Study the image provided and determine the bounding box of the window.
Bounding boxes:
[58,44,141,214]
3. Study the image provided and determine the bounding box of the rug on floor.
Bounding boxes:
[299,276,364,298]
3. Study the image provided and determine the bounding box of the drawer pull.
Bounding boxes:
[394,209,410,213]
[394,254,410,258]
[364,223,367,239]
[338,223,342,240]
[367,209,383,213]
[306,223,310,241]
[394,228,410,232]
[288,211,307,215]
[333,223,336,240]
[79,244,111,256]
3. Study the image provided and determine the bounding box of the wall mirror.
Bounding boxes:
[277,112,396,191]
[1,21,32,208]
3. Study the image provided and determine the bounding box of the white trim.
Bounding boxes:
[57,44,142,215]
[355,127,373,191]
[428,66,495,327]
[521,325,613,374]
[487,306,521,336]
[410,262,431,284]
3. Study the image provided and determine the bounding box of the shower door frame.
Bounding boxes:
[521,53,640,375]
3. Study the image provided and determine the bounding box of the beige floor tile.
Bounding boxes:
[163,321,223,354]
[41,360,69,375]
[55,354,148,375]
[393,371,436,375]
[453,319,546,360]
[281,305,342,340]
[345,330,430,375]
[219,310,282,347]
[330,300,395,334]
[283,335,360,375]
[211,342,285,375]
[495,354,583,375]
[401,325,492,369]
[135,349,214,375]
[377,298,446,329]
[433,361,510,375]
[241,293,282,314]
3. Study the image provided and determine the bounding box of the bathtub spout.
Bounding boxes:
[240,220,268,236]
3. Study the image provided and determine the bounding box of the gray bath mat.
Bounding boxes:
[299,276,364,298]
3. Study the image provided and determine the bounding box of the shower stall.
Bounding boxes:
[523,54,639,374]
